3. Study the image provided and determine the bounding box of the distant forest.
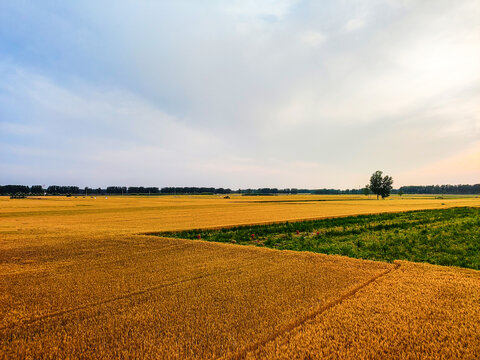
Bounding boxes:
[1,184,480,196]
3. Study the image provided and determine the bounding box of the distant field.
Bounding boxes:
[1,195,480,359]
[2,194,480,238]
[158,207,480,269]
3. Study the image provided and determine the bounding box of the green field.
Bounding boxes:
[156,207,480,269]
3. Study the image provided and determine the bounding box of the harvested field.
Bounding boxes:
[1,195,480,359]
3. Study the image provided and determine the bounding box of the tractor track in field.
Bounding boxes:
[0,242,191,277]
[229,261,401,360]
[0,258,263,332]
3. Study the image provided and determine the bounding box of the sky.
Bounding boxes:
[1,0,479,189]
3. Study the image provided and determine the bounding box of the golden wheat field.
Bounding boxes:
[1,195,480,359]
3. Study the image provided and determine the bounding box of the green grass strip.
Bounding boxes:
[153,207,480,270]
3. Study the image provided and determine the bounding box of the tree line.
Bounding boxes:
[0,185,368,196]
[1,183,479,196]
[397,184,480,195]
[0,185,234,196]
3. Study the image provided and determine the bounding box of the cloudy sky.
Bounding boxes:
[1,0,479,189]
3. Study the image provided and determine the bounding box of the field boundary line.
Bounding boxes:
[142,206,479,234]
[228,261,401,360]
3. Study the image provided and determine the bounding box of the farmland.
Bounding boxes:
[1,195,480,359]
[159,207,480,269]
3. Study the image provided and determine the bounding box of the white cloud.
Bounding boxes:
[0,64,228,186]
[300,30,327,47]
[344,17,365,32]
[222,0,299,20]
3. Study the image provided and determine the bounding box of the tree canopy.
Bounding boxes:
[369,170,393,199]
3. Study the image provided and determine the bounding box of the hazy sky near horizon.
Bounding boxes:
[1,0,479,189]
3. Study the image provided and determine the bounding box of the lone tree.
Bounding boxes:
[369,170,393,199]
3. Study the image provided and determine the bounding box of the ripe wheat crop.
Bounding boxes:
[247,260,480,359]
